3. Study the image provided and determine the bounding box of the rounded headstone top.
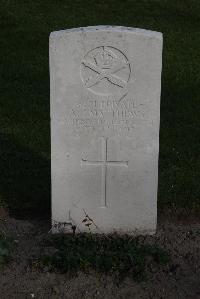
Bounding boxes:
[50,25,163,40]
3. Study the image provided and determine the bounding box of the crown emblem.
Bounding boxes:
[94,49,115,69]
[81,46,131,96]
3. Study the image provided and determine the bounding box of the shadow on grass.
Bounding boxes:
[0,133,50,219]
[41,233,169,282]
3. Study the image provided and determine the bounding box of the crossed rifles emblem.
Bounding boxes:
[82,46,130,89]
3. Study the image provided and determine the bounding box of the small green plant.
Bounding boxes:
[42,234,169,281]
[82,209,98,232]
[0,234,12,267]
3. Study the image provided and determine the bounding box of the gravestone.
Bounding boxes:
[50,26,163,234]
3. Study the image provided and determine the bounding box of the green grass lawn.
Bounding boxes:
[0,0,199,217]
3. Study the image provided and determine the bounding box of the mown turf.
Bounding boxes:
[0,0,199,217]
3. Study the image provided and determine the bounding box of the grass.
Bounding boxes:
[42,233,169,281]
[0,0,199,216]
[0,234,12,267]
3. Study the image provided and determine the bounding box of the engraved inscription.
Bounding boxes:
[81,138,128,207]
[66,97,145,134]
[80,46,131,95]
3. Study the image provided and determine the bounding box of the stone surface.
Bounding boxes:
[50,26,163,234]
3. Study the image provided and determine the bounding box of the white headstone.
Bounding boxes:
[50,26,163,234]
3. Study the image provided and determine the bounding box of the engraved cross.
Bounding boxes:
[81,138,128,208]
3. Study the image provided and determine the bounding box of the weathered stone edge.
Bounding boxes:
[49,25,163,40]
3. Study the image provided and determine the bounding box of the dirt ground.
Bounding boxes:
[0,215,200,299]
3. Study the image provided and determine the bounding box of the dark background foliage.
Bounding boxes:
[0,0,199,218]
